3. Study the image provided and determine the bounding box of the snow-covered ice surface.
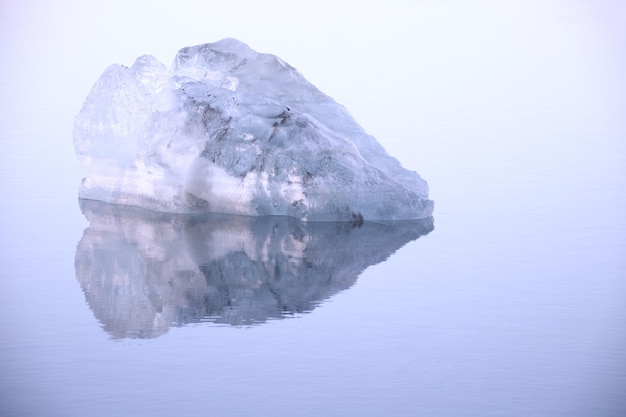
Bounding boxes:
[74,38,433,221]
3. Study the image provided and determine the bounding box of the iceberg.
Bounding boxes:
[74,38,433,221]
[75,199,434,337]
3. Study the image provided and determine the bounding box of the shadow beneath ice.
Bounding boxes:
[75,199,434,339]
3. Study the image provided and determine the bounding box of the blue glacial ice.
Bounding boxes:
[74,38,433,221]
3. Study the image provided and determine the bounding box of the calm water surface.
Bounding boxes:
[1,97,624,417]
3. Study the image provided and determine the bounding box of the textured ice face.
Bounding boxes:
[74,38,434,221]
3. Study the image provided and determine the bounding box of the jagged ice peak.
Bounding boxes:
[74,38,434,221]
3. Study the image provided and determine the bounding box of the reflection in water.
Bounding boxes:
[75,200,433,338]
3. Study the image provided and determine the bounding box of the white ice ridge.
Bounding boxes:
[74,38,434,221]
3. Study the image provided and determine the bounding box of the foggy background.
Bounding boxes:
[1,0,624,194]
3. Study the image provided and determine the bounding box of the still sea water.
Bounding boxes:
[1,64,625,417]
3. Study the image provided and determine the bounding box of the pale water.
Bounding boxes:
[1,3,625,416]
[1,92,624,417]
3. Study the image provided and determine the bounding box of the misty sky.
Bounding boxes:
[0,0,624,208]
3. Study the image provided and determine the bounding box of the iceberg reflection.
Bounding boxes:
[75,200,433,339]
